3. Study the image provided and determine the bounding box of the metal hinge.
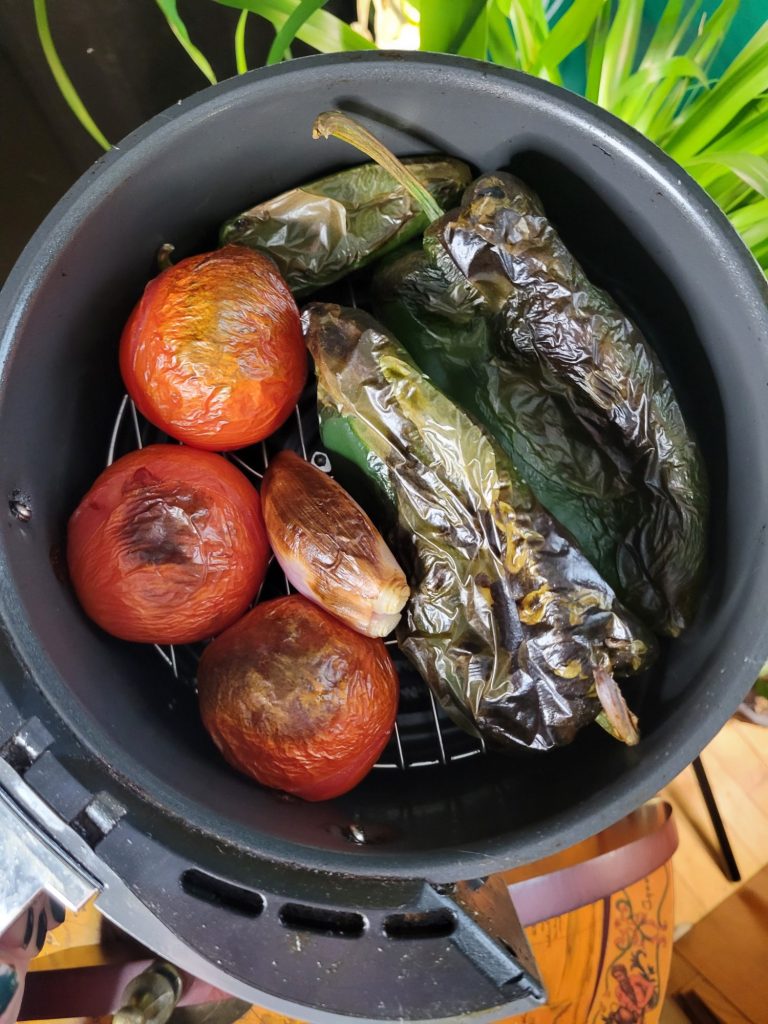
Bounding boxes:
[0,756,98,932]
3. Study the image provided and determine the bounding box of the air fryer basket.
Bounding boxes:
[1,52,768,1022]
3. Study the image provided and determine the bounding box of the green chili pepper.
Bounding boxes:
[305,302,655,752]
[312,111,708,638]
[219,156,471,297]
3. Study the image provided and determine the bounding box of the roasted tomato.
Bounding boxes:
[67,445,270,644]
[197,595,399,800]
[119,246,306,450]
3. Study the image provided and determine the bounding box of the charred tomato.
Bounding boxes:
[119,246,306,450]
[67,444,270,644]
[197,595,399,801]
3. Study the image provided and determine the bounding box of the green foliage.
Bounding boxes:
[234,10,249,73]
[154,0,218,83]
[214,0,375,53]
[33,0,768,270]
[32,0,110,151]
[265,0,342,64]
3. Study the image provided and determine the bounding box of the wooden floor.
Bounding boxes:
[658,713,768,931]
[658,713,768,1023]
[663,864,768,1023]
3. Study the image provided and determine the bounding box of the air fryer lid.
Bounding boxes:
[1,52,768,1022]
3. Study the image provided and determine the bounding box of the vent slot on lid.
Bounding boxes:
[383,908,457,940]
[279,902,366,938]
[181,869,264,918]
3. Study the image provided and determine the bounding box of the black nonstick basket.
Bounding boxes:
[1,52,768,1023]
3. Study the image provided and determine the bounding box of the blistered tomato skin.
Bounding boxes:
[119,246,307,450]
[67,445,270,644]
[197,596,399,801]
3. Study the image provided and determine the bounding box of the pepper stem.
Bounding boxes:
[594,667,640,746]
[312,111,444,223]
[156,243,176,272]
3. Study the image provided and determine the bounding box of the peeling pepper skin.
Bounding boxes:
[220,157,472,296]
[306,304,655,753]
[374,173,707,636]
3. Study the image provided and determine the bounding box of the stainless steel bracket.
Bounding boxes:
[0,759,97,933]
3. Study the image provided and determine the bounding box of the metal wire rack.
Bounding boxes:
[107,392,485,770]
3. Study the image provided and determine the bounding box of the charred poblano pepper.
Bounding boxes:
[372,245,636,601]
[304,302,655,752]
[220,157,472,297]
[313,112,708,638]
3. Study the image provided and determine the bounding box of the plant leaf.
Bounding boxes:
[729,198,768,237]
[488,3,519,67]
[266,0,332,63]
[660,0,743,131]
[614,55,708,125]
[755,242,768,271]
[686,0,741,75]
[214,0,376,53]
[686,152,768,199]
[639,0,738,142]
[505,0,551,75]
[598,0,643,111]
[533,0,607,75]
[32,0,110,151]
[686,104,768,201]
[728,200,768,268]
[235,9,249,73]
[703,99,768,155]
[643,0,699,66]
[155,0,217,84]
[585,6,610,102]
[720,9,768,72]
[449,0,490,58]
[666,29,768,160]
[420,0,488,58]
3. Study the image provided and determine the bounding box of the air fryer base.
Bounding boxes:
[0,746,544,1023]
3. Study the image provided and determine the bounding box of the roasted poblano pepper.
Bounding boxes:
[304,303,655,752]
[312,112,708,638]
[372,246,638,604]
[220,157,471,297]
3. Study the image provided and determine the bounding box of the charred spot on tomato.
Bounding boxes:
[127,466,159,491]
[67,445,269,645]
[123,506,194,566]
[197,596,399,800]
[119,481,211,568]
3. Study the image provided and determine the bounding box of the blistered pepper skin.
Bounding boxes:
[373,173,707,636]
[67,445,270,644]
[427,172,707,635]
[305,304,655,752]
[119,246,306,451]
[197,596,399,801]
[220,157,472,296]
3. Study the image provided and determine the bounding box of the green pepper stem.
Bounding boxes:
[312,111,444,223]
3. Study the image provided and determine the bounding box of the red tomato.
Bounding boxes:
[197,596,399,801]
[119,246,306,450]
[67,445,270,644]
